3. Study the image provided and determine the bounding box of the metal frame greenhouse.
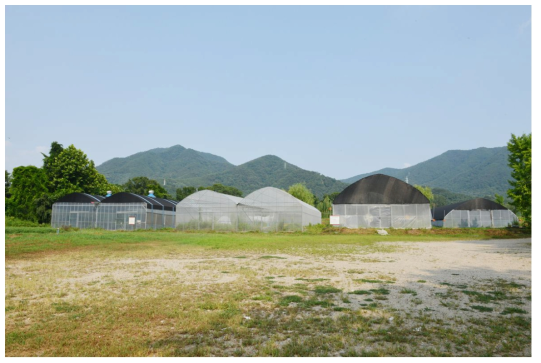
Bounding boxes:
[332,174,432,229]
[51,193,104,229]
[432,198,518,228]
[175,187,321,232]
[51,192,178,230]
[176,190,248,231]
[240,187,321,232]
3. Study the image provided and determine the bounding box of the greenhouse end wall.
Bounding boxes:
[51,203,176,230]
[333,204,432,229]
[441,209,518,228]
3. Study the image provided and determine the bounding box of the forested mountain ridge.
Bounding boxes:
[342,147,512,197]
[183,155,349,198]
[97,145,234,185]
[97,145,511,200]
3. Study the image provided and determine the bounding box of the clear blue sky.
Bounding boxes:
[5,5,531,180]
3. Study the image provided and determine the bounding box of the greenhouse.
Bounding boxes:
[52,191,178,230]
[176,190,250,231]
[99,192,178,230]
[432,198,518,228]
[332,174,432,229]
[51,193,104,229]
[240,187,322,232]
[175,187,321,232]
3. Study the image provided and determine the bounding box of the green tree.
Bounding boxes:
[507,133,531,226]
[316,195,333,217]
[123,176,171,199]
[5,170,12,198]
[48,145,109,195]
[288,183,316,206]
[203,184,243,197]
[176,186,197,201]
[414,185,435,208]
[6,166,49,222]
[41,141,64,179]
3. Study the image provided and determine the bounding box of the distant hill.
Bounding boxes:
[97,145,234,185]
[97,147,348,198]
[342,147,512,197]
[183,155,348,198]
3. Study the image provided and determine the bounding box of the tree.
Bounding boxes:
[5,166,49,222]
[48,145,109,195]
[414,185,435,208]
[507,133,531,226]
[176,186,197,201]
[288,183,315,206]
[42,141,64,179]
[5,170,12,198]
[316,195,332,217]
[203,184,243,197]
[122,176,171,199]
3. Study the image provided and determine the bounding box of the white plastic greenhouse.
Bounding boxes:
[175,187,322,232]
[240,187,322,232]
[175,190,246,231]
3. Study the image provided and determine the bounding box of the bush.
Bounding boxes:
[5,227,58,234]
[5,216,50,228]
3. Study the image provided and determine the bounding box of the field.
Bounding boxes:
[5,228,531,357]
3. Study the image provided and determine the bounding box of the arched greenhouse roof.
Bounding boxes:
[242,187,320,213]
[56,192,104,203]
[432,198,508,221]
[334,174,429,205]
[100,192,178,212]
[178,190,244,206]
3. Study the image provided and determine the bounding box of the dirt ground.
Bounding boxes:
[5,237,532,356]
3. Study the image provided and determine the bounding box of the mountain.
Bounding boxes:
[183,155,348,198]
[97,145,234,185]
[342,147,512,197]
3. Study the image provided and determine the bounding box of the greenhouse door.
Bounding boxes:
[115,213,138,231]
[69,212,78,228]
[369,206,391,228]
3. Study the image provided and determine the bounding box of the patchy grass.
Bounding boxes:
[5,230,531,357]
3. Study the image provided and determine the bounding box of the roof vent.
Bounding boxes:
[106,191,112,197]
[148,190,156,198]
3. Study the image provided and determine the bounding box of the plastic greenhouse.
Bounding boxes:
[51,192,177,230]
[432,198,518,228]
[51,193,104,229]
[240,187,321,232]
[175,187,322,232]
[332,174,432,229]
[176,190,247,231]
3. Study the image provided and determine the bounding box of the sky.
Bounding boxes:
[4,5,532,180]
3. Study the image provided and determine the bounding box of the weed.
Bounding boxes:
[314,286,341,294]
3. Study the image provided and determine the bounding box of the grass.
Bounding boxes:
[4,228,531,357]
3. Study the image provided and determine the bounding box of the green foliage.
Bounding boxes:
[203,183,243,197]
[343,147,512,198]
[6,166,49,222]
[414,185,434,207]
[176,186,197,201]
[507,133,531,226]
[316,196,332,217]
[288,183,316,206]
[5,216,50,227]
[175,184,242,201]
[48,145,109,195]
[178,155,347,198]
[122,176,171,199]
[432,188,472,207]
[7,142,116,224]
[5,170,12,198]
